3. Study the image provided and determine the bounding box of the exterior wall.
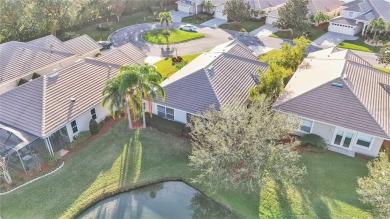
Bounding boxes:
[266,15,278,25]
[147,102,189,124]
[341,10,362,19]
[64,102,110,141]
[81,49,100,59]
[328,21,361,35]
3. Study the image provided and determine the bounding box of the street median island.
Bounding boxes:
[142,29,205,44]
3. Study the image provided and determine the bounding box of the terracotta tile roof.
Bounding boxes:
[0,44,145,137]
[274,48,390,139]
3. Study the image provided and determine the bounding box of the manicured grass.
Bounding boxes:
[338,37,381,53]
[155,52,203,79]
[182,13,214,24]
[269,27,326,42]
[75,11,157,41]
[0,118,373,219]
[219,20,265,32]
[374,66,390,73]
[258,49,283,62]
[143,29,205,44]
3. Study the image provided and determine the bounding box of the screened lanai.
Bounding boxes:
[0,123,45,174]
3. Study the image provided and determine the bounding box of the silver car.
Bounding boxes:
[179,24,197,32]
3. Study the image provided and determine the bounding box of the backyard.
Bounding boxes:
[219,20,265,32]
[155,52,203,79]
[0,117,374,219]
[142,29,205,44]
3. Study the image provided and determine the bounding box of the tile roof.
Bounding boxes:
[0,44,145,137]
[368,0,390,21]
[61,35,102,55]
[329,16,358,25]
[0,42,74,86]
[96,43,146,65]
[155,41,268,114]
[27,35,67,51]
[308,0,341,14]
[274,48,390,139]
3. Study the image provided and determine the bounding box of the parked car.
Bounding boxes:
[97,41,112,49]
[179,24,197,32]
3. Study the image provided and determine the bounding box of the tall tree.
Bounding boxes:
[159,11,173,44]
[378,42,390,66]
[223,0,251,23]
[109,0,126,21]
[370,17,386,43]
[203,0,216,14]
[274,0,311,36]
[188,97,306,191]
[357,151,390,219]
[131,64,165,128]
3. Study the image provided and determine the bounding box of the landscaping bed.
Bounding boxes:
[182,13,214,24]
[0,117,374,219]
[154,52,203,79]
[142,29,205,44]
[219,20,265,32]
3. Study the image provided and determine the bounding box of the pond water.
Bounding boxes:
[78,181,239,219]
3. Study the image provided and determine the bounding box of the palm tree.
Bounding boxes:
[313,12,330,26]
[102,75,134,128]
[203,0,216,14]
[159,11,173,44]
[370,17,385,43]
[383,21,390,37]
[133,64,166,128]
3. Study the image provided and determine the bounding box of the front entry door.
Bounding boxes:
[333,130,354,149]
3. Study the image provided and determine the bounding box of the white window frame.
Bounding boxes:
[91,108,97,120]
[71,120,78,134]
[354,133,374,149]
[331,128,355,150]
[157,105,175,120]
[298,118,313,134]
[349,12,353,17]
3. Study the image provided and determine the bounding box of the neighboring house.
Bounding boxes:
[176,0,204,14]
[328,0,390,36]
[146,40,268,123]
[273,47,390,157]
[0,35,101,94]
[0,43,145,169]
[266,0,341,25]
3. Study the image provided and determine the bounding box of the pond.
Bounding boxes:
[78,181,239,219]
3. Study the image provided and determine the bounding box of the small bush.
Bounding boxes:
[97,23,111,31]
[32,72,41,79]
[0,185,5,192]
[89,119,100,135]
[95,52,102,57]
[105,115,112,122]
[175,60,188,70]
[299,134,326,149]
[17,78,28,86]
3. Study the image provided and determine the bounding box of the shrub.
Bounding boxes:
[47,152,61,166]
[32,72,41,79]
[89,119,100,135]
[95,52,102,57]
[299,134,326,149]
[97,23,111,31]
[59,31,81,41]
[17,78,28,86]
[175,60,188,70]
[104,115,112,122]
[0,185,5,192]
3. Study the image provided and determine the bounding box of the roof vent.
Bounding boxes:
[331,82,344,88]
[207,65,213,71]
[69,97,76,103]
[48,72,59,79]
[342,73,348,80]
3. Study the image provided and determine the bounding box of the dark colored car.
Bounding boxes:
[97,41,112,49]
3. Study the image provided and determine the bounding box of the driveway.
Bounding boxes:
[311,32,358,48]
[250,24,279,37]
[170,10,191,22]
[200,18,227,27]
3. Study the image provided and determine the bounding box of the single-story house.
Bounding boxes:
[266,0,341,25]
[273,47,390,157]
[176,0,204,14]
[328,0,390,36]
[146,40,268,124]
[0,42,145,166]
[0,35,102,94]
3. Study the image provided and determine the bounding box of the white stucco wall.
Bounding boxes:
[146,102,189,124]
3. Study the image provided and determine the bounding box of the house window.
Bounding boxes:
[349,12,353,17]
[71,120,78,133]
[157,105,174,120]
[356,133,373,148]
[91,108,97,120]
[299,119,313,133]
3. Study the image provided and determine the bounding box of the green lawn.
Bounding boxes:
[269,27,326,42]
[182,13,214,24]
[0,118,373,219]
[219,20,265,32]
[374,66,390,73]
[338,38,382,53]
[155,52,203,79]
[75,11,157,41]
[143,29,205,44]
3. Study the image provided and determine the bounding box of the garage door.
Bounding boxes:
[328,23,355,36]
[266,16,278,25]
[178,4,195,14]
[214,10,227,20]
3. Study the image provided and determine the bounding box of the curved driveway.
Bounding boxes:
[109,22,232,56]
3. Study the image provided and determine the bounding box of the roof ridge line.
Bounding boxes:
[41,76,47,137]
[16,41,75,56]
[340,77,390,138]
[345,59,390,77]
[345,49,372,66]
[203,65,222,105]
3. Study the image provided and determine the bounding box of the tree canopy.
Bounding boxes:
[223,0,251,23]
[187,97,306,191]
[273,0,311,36]
[357,151,390,219]
[378,43,390,66]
